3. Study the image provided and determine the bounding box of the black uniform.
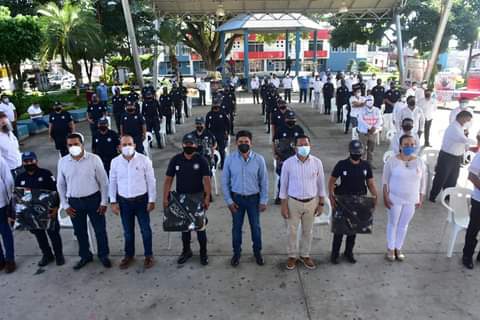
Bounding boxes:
[384,88,401,114]
[159,93,173,134]
[264,90,278,132]
[274,124,304,141]
[336,86,350,121]
[87,103,107,139]
[92,129,120,174]
[141,84,155,99]
[330,158,373,260]
[166,153,211,259]
[171,87,183,124]
[260,82,268,115]
[371,85,385,108]
[352,81,366,96]
[271,108,289,140]
[206,110,230,169]
[180,84,188,117]
[126,90,140,104]
[121,113,145,153]
[323,82,335,115]
[15,168,63,262]
[49,111,73,156]
[189,129,217,171]
[112,94,126,132]
[221,90,236,135]
[142,98,162,148]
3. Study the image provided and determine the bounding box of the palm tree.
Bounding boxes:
[38,1,103,95]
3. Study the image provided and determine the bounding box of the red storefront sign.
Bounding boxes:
[308,30,331,40]
[232,51,285,60]
[190,53,202,61]
[303,50,329,58]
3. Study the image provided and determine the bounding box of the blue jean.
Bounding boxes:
[32,118,49,129]
[68,192,109,260]
[0,206,14,262]
[118,194,153,257]
[231,194,262,256]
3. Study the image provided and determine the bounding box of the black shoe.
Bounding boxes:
[254,254,265,266]
[330,255,339,264]
[73,258,93,270]
[344,130,348,134]
[429,196,436,203]
[274,198,281,205]
[200,254,209,266]
[56,255,65,266]
[100,257,112,268]
[463,257,474,269]
[177,250,193,264]
[38,255,55,267]
[344,253,357,264]
[230,255,240,267]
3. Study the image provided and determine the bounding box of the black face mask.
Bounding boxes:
[196,126,204,132]
[183,146,196,155]
[279,106,287,111]
[55,107,62,112]
[99,126,108,132]
[238,144,250,154]
[402,125,413,132]
[286,121,295,127]
[350,154,362,161]
[212,107,219,112]
[24,164,37,173]
[126,108,136,113]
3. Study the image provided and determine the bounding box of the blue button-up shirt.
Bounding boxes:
[222,150,268,205]
[298,77,309,89]
[96,84,109,102]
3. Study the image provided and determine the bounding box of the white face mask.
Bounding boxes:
[121,146,135,157]
[464,121,473,130]
[366,101,374,108]
[69,146,83,157]
[297,146,311,157]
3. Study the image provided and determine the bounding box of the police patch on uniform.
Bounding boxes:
[20,180,25,186]
[134,116,138,119]
[95,138,99,142]
[61,116,65,119]
[38,177,43,182]
[51,117,55,120]
[363,170,367,176]
[343,171,347,176]
[175,165,180,171]
[107,138,111,142]
[51,176,56,182]
[294,132,299,136]
[193,163,200,170]
[220,115,223,118]
[283,133,287,137]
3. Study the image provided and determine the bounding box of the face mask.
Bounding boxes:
[24,164,37,172]
[366,101,374,108]
[297,146,311,157]
[402,146,416,156]
[286,121,295,127]
[121,146,135,157]
[196,126,204,132]
[99,126,108,132]
[55,107,62,112]
[425,95,431,99]
[69,146,83,157]
[350,154,362,161]
[213,107,219,112]
[238,144,250,154]
[355,93,361,97]
[127,108,135,113]
[402,125,413,132]
[464,121,473,130]
[408,102,415,107]
[183,146,196,155]
[280,106,287,111]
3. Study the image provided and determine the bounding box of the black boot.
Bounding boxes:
[331,234,342,264]
[38,255,55,267]
[178,232,193,264]
[344,235,357,263]
[198,230,208,266]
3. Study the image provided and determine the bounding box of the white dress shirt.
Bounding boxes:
[313,80,323,93]
[395,106,425,134]
[449,107,472,124]
[0,102,16,122]
[282,77,293,89]
[418,97,437,121]
[441,121,476,156]
[197,81,207,91]
[0,131,21,170]
[271,78,280,88]
[349,95,365,118]
[357,106,383,134]
[27,105,43,119]
[0,156,13,208]
[469,153,480,201]
[406,87,416,98]
[57,152,109,208]
[279,154,326,200]
[109,152,156,203]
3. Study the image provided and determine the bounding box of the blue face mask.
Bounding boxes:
[297,146,311,157]
[402,146,416,156]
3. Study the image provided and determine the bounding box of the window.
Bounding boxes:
[248,42,264,52]
[308,40,324,51]
[249,60,264,73]
[176,45,191,56]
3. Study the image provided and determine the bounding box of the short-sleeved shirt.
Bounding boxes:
[0,102,16,122]
[27,105,43,119]
[166,153,210,194]
[272,110,289,127]
[87,103,107,121]
[469,153,480,201]
[15,168,57,191]
[171,88,183,104]
[92,129,120,160]
[206,111,230,135]
[384,89,402,113]
[222,92,236,112]
[189,130,217,158]
[142,99,161,119]
[274,124,304,140]
[336,86,350,106]
[49,111,73,136]
[371,85,385,107]
[121,113,145,139]
[331,158,373,195]
[127,91,139,103]
[112,95,127,114]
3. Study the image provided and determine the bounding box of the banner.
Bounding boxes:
[14,188,58,231]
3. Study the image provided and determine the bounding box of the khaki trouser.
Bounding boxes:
[359,132,376,162]
[287,197,319,258]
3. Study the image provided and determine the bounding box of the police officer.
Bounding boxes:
[322,78,335,115]
[126,86,140,105]
[141,80,155,99]
[271,100,290,142]
[163,133,212,266]
[371,78,385,108]
[384,81,401,114]
[120,101,146,154]
[111,87,126,132]
[49,102,75,156]
[87,94,107,141]
[328,140,378,264]
[335,79,350,123]
[260,78,269,115]
[15,152,65,267]
[159,86,173,134]
[190,117,217,170]
[92,118,120,174]
[352,74,366,96]
[179,80,189,118]
[171,83,183,124]
[264,85,278,133]
[222,85,236,135]
[273,111,304,204]
[206,98,230,169]
[142,92,163,148]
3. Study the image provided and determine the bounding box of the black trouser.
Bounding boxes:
[174,103,182,124]
[463,199,480,261]
[275,162,283,199]
[183,97,189,118]
[229,112,235,135]
[324,95,332,114]
[214,133,227,169]
[252,89,260,104]
[429,151,463,200]
[146,118,161,147]
[332,234,356,258]
[165,113,172,134]
[133,136,145,154]
[336,102,344,123]
[30,220,63,259]
[182,230,207,256]
[89,121,99,149]
[344,105,352,132]
[100,156,115,176]
[53,135,69,156]
[299,89,307,103]
[113,112,122,132]
[261,98,266,115]
[424,119,432,146]
[284,89,291,103]
[199,90,206,106]
[265,111,271,133]
[284,66,291,75]
[309,88,314,102]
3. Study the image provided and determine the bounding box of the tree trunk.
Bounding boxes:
[72,59,82,97]
[10,63,23,92]
[83,59,92,85]
[465,41,475,79]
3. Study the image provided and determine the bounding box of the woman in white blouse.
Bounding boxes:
[383,134,427,261]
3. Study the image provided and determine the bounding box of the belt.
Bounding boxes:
[69,191,100,201]
[118,193,147,202]
[232,192,259,199]
[290,196,315,203]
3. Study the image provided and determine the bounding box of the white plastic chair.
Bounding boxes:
[330,102,338,123]
[171,113,177,134]
[186,96,193,117]
[273,159,280,200]
[342,105,348,126]
[383,150,394,164]
[143,132,153,159]
[351,127,359,140]
[382,114,394,141]
[159,116,167,149]
[212,150,221,196]
[420,149,440,193]
[440,187,472,257]
[313,197,332,239]
[385,129,396,142]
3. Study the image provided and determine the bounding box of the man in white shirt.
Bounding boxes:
[405,81,417,98]
[0,112,21,173]
[282,75,293,103]
[27,102,49,129]
[250,75,260,104]
[357,96,383,166]
[312,76,323,110]
[110,135,156,270]
[347,88,365,132]
[395,96,425,136]
[280,135,325,270]
[0,154,15,273]
[271,74,280,89]
[429,111,476,202]
[418,89,436,147]
[462,152,480,268]
[0,94,17,137]
[449,98,471,124]
[197,78,207,106]
[57,132,111,270]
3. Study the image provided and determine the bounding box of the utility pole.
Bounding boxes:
[121,0,144,87]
